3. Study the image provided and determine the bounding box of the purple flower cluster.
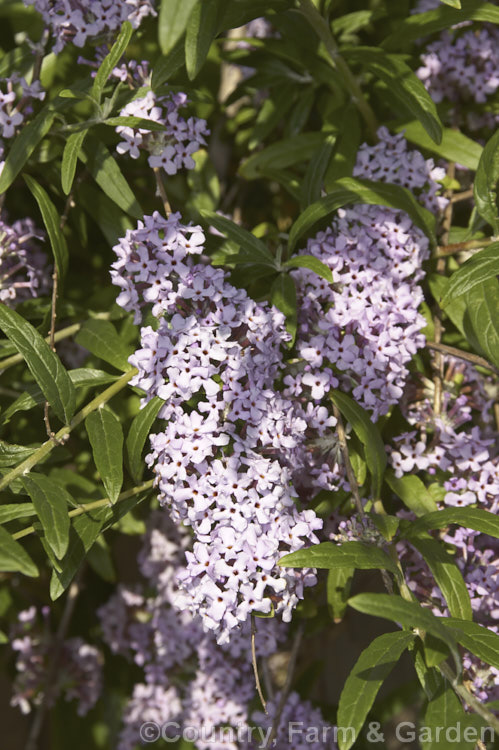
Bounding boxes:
[0,74,45,143]
[287,130,446,441]
[415,4,499,131]
[99,512,329,750]
[111,211,322,641]
[10,606,103,716]
[114,62,209,177]
[24,0,156,53]
[0,214,49,306]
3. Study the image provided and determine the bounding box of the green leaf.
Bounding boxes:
[410,536,472,620]
[301,134,336,209]
[462,278,499,369]
[201,211,276,267]
[0,440,37,468]
[75,319,133,372]
[61,130,87,195]
[382,1,499,50]
[0,104,57,194]
[102,116,166,131]
[439,0,461,6]
[126,397,163,482]
[50,508,107,599]
[442,243,499,307]
[422,682,475,750]
[407,507,499,539]
[270,274,297,346]
[185,0,221,79]
[343,47,442,144]
[337,631,415,750]
[0,504,37,525]
[0,525,38,577]
[348,593,461,673]
[369,513,400,541]
[239,133,327,180]
[79,136,143,219]
[385,471,438,517]
[23,175,68,284]
[397,121,482,172]
[151,42,186,89]
[279,541,398,575]
[288,176,436,253]
[444,617,499,670]
[331,390,386,498]
[474,129,499,232]
[327,566,354,623]
[21,474,71,560]
[159,0,199,55]
[0,305,75,425]
[92,21,133,102]
[282,255,333,283]
[85,408,124,504]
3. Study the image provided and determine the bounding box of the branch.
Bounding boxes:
[436,235,499,258]
[263,623,305,749]
[426,341,499,376]
[0,368,137,492]
[0,322,81,372]
[12,480,154,542]
[251,615,268,714]
[153,167,172,216]
[331,403,364,516]
[439,662,499,735]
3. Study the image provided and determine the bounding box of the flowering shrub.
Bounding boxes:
[0,1,499,749]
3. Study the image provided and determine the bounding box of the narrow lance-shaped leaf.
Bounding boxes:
[462,278,499,369]
[410,536,472,621]
[21,474,71,560]
[301,133,336,208]
[282,255,333,283]
[327,567,354,623]
[337,631,415,750]
[61,130,87,195]
[0,305,76,425]
[126,397,164,482]
[348,593,461,674]
[473,129,499,232]
[422,682,476,750]
[159,0,199,55]
[201,211,277,267]
[385,471,438,517]
[444,617,499,670]
[92,21,133,103]
[0,102,63,194]
[343,47,443,144]
[79,136,143,219]
[185,0,221,80]
[280,541,398,575]
[23,175,69,284]
[86,408,124,504]
[239,133,326,180]
[407,507,499,539]
[331,391,386,498]
[397,120,482,171]
[0,526,39,577]
[442,243,499,306]
[75,318,133,372]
